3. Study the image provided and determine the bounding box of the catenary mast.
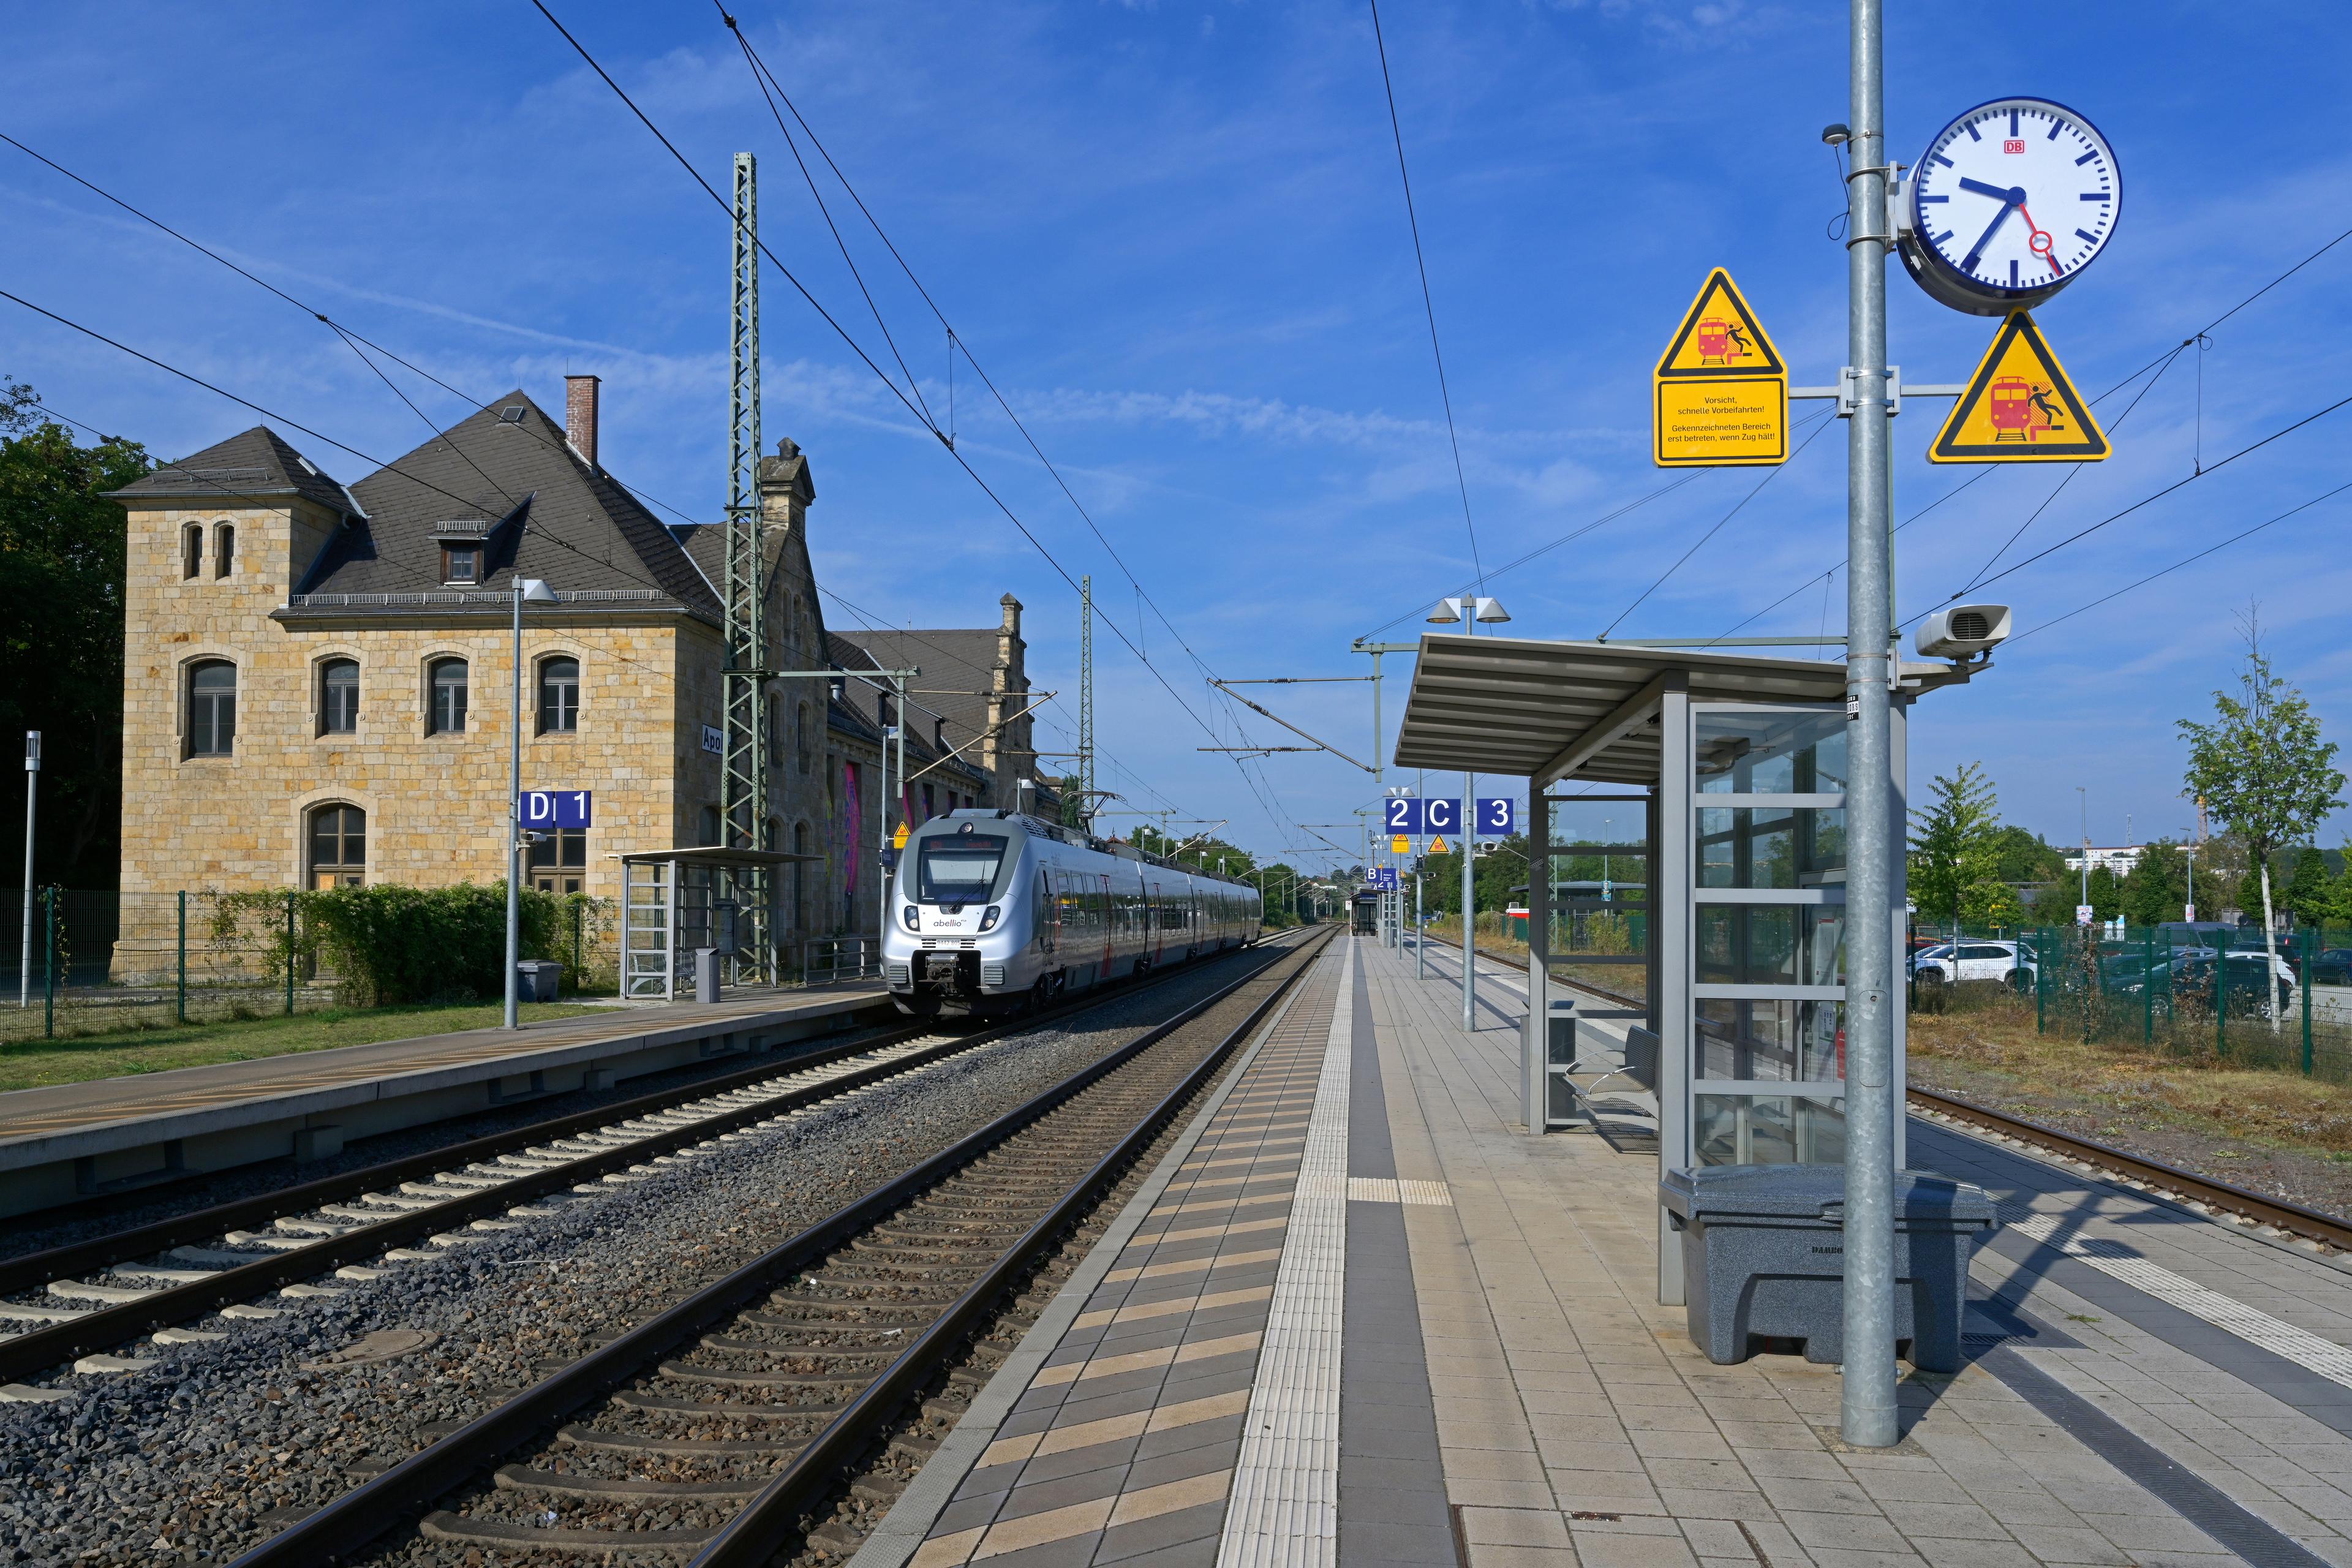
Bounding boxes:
[722,151,771,980]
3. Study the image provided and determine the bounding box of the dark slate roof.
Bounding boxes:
[107,425,358,516]
[832,628,1008,753]
[823,633,985,784]
[290,393,717,615]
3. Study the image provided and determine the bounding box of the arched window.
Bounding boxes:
[796,701,811,773]
[429,658,469,734]
[766,696,783,767]
[791,821,810,933]
[319,659,359,734]
[538,656,579,733]
[700,804,723,846]
[181,524,203,580]
[308,804,366,887]
[213,522,235,579]
[187,661,236,756]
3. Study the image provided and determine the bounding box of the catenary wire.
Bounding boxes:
[1365,0,1485,590]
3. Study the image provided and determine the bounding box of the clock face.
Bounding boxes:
[1910,97,2119,301]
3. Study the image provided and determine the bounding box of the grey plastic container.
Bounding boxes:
[514,959,564,1003]
[1659,1164,1996,1372]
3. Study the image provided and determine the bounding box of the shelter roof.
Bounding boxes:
[1392,634,1973,787]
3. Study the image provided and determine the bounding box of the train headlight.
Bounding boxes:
[901,905,918,930]
[979,905,1001,932]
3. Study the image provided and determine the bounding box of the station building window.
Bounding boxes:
[429,658,469,734]
[441,543,481,584]
[186,660,236,757]
[538,656,579,733]
[181,524,203,580]
[529,828,587,894]
[319,658,360,735]
[796,702,811,772]
[308,804,366,887]
[700,804,723,846]
[212,522,235,579]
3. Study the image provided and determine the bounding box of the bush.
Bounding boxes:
[210,883,575,1006]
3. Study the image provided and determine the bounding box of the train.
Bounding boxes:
[883,810,1263,1017]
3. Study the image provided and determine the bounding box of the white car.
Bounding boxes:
[1911,940,2036,987]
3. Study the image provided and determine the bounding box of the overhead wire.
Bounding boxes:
[1365,0,1485,590]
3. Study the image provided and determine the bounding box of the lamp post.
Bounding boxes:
[1428,595,1510,1030]
[19,731,37,1010]
[506,578,558,1030]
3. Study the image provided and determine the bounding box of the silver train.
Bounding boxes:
[883,810,1263,1017]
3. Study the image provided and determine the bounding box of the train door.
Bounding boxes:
[1098,874,1114,976]
[1038,869,1058,958]
[1151,875,1169,966]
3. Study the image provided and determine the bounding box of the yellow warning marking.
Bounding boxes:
[1654,268,1787,466]
[892,821,910,849]
[1427,835,1449,856]
[1929,312,2110,463]
[1390,835,1409,854]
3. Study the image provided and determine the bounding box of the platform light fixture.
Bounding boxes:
[506,577,559,1030]
[1428,594,1509,1030]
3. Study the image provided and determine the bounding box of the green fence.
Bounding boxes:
[1908,919,2352,1083]
[2,888,620,1043]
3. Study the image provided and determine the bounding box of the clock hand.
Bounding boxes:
[1960,200,2018,273]
[1956,176,2023,203]
[2018,206,2060,275]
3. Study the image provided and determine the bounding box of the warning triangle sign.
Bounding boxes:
[1428,835,1450,856]
[1656,268,1784,379]
[1929,312,2109,463]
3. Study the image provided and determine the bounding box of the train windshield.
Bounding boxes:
[917,834,1010,903]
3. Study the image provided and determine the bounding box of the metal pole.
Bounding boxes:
[284,889,295,1015]
[1839,0,1899,1451]
[19,731,36,1009]
[1417,767,1427,980]
[505,580,522,1029]
[43,886,55,1038]
[176,890,186,1024]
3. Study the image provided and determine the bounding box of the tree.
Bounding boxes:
[1958,875,2023,929]
[2118,840,2189,928]
[2179,611,2346,1030]
[1988,825,2068,886]
[2086,864,2123,922]
[0,386,149,890]
[2283,847,2331,927]
[1907,763,2003,923]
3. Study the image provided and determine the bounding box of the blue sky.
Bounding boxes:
[7,1,2352,873]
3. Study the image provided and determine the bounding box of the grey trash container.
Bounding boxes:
[514,960,564,1003]
[1659,1164,1995,1373]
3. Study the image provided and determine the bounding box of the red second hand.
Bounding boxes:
[2019,206,2060,275]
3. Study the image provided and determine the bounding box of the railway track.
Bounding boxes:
[0,944,1285,1396]
[199,925,1331,1566]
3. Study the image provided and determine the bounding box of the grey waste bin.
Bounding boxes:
[695,947,720,1004]
[1659,1164,1995,1373]
[514,960,564,1003]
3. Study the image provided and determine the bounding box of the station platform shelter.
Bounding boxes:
[856,930,2352,1568]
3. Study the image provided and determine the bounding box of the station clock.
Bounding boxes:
[1901,97,2119,315]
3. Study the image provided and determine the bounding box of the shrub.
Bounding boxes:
[209,883,578,1006]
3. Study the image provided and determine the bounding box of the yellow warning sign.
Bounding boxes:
[892,821,910,849]
[1653,268,1787,467]
[1391,835,1410,855]
[1929,312,2109,464]
[1428,835,1449,856]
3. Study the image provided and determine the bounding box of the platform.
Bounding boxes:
[858,933,2352,1567]
[0,981,890,1217]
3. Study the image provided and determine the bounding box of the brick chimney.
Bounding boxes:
[565,375,601,469]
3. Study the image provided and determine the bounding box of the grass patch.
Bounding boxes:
[0,999,609,1094]
[1909,1000,2352,1162]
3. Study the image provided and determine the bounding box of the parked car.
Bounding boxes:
[1910,940,2037,989]
[2307,949,2352,987]
[2165,948,2299,1018]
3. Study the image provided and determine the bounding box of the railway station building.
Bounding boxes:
[105,377,1051,981]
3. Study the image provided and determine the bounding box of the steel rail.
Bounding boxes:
[0,951,1267,1383]
[224,928,1330,1567]
[1909,1084,2352,1251]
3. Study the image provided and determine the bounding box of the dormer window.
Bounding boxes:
[442,544,481,584]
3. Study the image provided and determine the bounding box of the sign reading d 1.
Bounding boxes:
[521,790,592,830]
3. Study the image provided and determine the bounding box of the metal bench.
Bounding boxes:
[1562,1025,1659,1147]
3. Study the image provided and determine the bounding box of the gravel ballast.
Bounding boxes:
[0,951,1282,1567]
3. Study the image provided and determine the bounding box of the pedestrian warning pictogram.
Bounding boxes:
[1656,270,1785,379]
[1929,312,2109,463]
[1391,835,1409,855]
[1428,835,1449,856]
[1654,268,1788,467]
[892,821,910,849]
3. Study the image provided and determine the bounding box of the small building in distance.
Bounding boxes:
[106,379,1050,981]
[2061,845,2144,876]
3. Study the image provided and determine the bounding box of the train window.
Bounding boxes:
[918,832,1008,903]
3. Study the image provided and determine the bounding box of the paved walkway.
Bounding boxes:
[867,933,2352,1567]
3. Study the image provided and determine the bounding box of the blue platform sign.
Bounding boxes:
[1371,867,1398,889]
[521,790,592,830]
[1384,796,1424,834]
[1421,797,1460,835]
[1477,797,1517,834]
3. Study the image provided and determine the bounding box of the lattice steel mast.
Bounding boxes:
[1078,575,1095,832]
[722,151,771,979]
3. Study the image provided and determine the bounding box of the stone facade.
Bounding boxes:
[107,398,1046,983]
